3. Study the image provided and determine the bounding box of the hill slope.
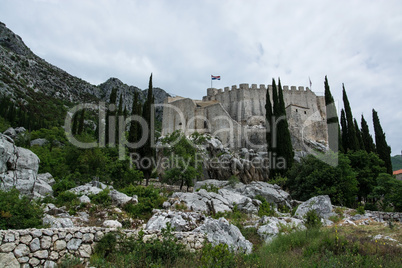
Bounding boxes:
[0,22,170,127]
[391,155,402,171]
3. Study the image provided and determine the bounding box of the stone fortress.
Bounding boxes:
[162,83,328,152]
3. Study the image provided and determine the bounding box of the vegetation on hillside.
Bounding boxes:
[391,155,402,171]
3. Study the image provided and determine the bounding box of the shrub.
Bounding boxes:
[255,195,276,217]
[89,188,111,207]
[120,185,166,220]
[94,232,118,258]
[0,188,44,229]
[54,191,80,214]
[304,209,322,229]
[200,243,237,268]
[356,204,365,215]
[228,175,240,187]
[52,178,76,197]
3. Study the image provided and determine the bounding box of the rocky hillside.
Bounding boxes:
[0,22,170,125]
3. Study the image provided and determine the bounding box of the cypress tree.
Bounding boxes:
[342,85,359,151]
[106,88,118,146]
[271,79,280,117]
[141,74,155,185]
[265,82,273,152]
[118,94,124,116]
[372,109,392,174]
[340,109,348,152]
[353,118,364,150]
[324,76,342,152]
[77,109,85,135]
[360,114,376,153]
[276,78,293,175]
[128,91,141,154]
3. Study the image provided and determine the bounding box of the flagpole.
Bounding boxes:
[211,75,212,89]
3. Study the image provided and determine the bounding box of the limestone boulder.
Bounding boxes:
[171,189,232,214]
[0,135,52,198]
[103,220,122,228]
[3,127,17,139]
[294,195,335,219]
[257,216,305,243]
[109,189,138,206]
[227,181,292,209]
[43,215,74,228]
[146,210,205,232]
[194,217,253,254]
[68,181,109,196]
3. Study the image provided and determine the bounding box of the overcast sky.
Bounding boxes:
[0,0,401,155]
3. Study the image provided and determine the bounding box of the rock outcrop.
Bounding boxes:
[146,210,205,232]
[257,216,305,243]
[194,217,253,254]
[0,134,53,198]
[294,195,335,219]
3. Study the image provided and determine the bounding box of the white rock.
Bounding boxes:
[33,249,49,259]
[109,189,137,206]
[194,217,253,254]
[30,238,40,252]
[13,244,30,258]
[103,220,122,228]
[0,252,20,268]
[146,210,205,232]
[66,238,82,250]
[294,195,335,219]
[79,244,92,258]
[43,215,74,228]
[0,243,16,253]
[41,236,52,249]
[79,195,91,204]
[257,216,305,243]
[53,240,67,251]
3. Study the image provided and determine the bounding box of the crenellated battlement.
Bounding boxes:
[206,83,311,97]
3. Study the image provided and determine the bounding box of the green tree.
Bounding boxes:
[77,109,85,135]
[0,189,44,229]
[265,80,273,153]
[342,85,359,151]
[276,78,294,175]
[128,91,142,154]
[324,76,342,152]
[286,152,358,207]
[340,109,348,152]
[141,74,155,185]
[161,131,202,190]
[360,114,376,153]
[106,88,118,146]
[353,118,364,150]
[372,109,392,174]
[347,150,385,202]
[370,173,402,211]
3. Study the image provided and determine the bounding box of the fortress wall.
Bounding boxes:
[162,98,197,136]
[205,103,242,148]
[164,84,328,150]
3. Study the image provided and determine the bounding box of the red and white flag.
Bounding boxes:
[211,75,221,80]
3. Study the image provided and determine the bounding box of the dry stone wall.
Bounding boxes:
[0,227,205,267]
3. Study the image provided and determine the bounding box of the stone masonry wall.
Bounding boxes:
[0,227,205,267]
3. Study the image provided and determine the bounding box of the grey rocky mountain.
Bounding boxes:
[0,22,170,120]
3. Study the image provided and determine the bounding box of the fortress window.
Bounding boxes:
[296,109,298,112]
[304,111,307,114]
[204,121,207,129]
[179,122,182,126]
